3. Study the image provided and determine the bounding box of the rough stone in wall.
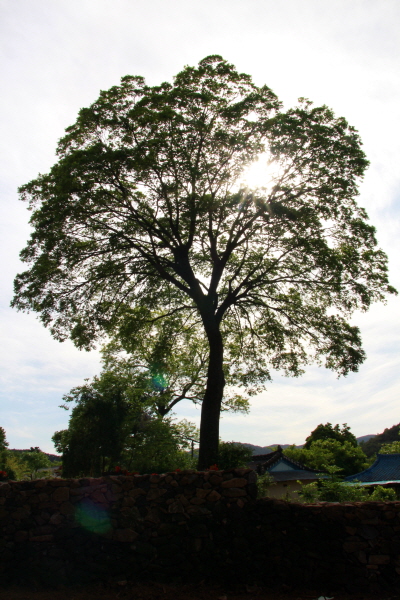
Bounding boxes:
[1,468,400,594]
[0,468,257,586]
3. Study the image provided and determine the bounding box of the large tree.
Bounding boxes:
[12,56,396,468]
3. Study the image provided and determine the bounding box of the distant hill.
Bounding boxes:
[240,442,303,455]
[359,424,400,457]
[240,435,377,456]
[356,435,376,444]
[240,443,274,455]
[10,449,61,463]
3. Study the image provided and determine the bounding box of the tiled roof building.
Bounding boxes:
[345,453,400,486]
[248,445,325,499]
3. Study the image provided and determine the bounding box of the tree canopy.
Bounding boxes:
[20,448,52,479]
[284,438,368,477]
[12,56,396,468]
[360,424,400,457]
[379,441,400,454]
[102,312,250,417]
[217,441,253,470]
[304,422,358,449]
[52,369,200,476]
[0,427,8,453]
[53,372,131,477]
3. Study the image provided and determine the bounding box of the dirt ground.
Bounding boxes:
[0,581,398,600]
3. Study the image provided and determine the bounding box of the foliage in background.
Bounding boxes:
[20,448,52,479]
[53,372,132,477]
[102,320,250,418]
[12,56,396,468]
[52,371,200,476]
[360,424,400,457]
[256,471,275,498]
[121,417,198,474]
[299,467,396,503]
[216,441,253,470]
[0,427,16,480]
[0,430,55,480]
[5,453,30,480]
[285,423,369,477]
[304,422,357,449]
[379,441,400,454]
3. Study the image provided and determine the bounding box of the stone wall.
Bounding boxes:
[1,469,400,593]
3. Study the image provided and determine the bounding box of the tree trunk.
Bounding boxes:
[198,325,225,470]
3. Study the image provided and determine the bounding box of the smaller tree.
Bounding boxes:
[4,452,29,480]
[285,438,368,477]
[304,423,357,449]
[217,441,253,470]
[53,369,201,476]
[0,427,18,480]
[0,427,8,472]
[53,372,132,477]
[0,427,8,453]
[121,417,199,474]
[21,448,52,479]
[102,312,250,418]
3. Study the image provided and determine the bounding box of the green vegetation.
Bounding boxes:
[304,422,357,449]
[12,56,396,469]
[0,427,15,479]
[285,422,368,480]
[284,438,369,477]
[299,467,396,503]
[379,441,400,454]
[101,325,250,418]
[278,423,398,503]
[18,448,52,479]
[360,424,400,457]
[52,370,200,477]
[256,471,275,498]
[0,428,55,480]
[217,441,253,470]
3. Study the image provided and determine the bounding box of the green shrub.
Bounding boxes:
[299,467,397,503]
[217,441,253,470]
[256,472,275,498]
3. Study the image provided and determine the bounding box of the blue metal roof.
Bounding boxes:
[344,454,400,483]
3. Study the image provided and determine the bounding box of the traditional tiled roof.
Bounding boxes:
[248,445,325,481]
[345,453,400,484]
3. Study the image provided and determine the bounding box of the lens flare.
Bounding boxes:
[75,499,111,535]
[151,372,167,391]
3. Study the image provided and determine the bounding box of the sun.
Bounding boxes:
[238,153,280,193]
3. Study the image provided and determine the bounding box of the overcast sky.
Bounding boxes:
[1,0,399,453]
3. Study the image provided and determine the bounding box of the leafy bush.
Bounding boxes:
[256,472,275,498]
[369,485,397,501]
[284,438,369,477]
[299,467,396,502]
[217,441,253,470]
[379,441,400,454]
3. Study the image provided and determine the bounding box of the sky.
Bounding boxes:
[1,0,399,453]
